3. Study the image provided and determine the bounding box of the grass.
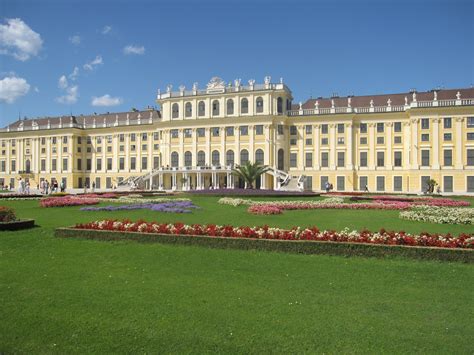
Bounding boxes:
[1,195,474,353]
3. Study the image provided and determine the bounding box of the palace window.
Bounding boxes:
[467,149,474,166]
[277,125,284,135]
[290,139,297,146]
[130,157,136,170]
[153,157,160,169]
[52,137,57,144]
[212,127,220,137]
[321,152,329,167]
[119,145,124,152]
[394,136,402,144]
[41,159,46,171]
[172,103,179,119]
[130,134,136,142]
[198,101,205,116]
[171,152,179,167]
[11,160,16,172]
[376,152,384,167]
[337,124,344,134]
[212,100,220,116]
[360,152,367,167]
[256,97,264,113]
[337,137,344,145]
[394,151,402,167]
[240,126,248,136]
[141,133,147,141]
[421,134,429,142]
[444,149,452,166]
[142,144,147,151]
[360,123,367,133]
[337,152,345,167]
[197,151,205,166]
[394,122,402,132]
[421,150,430,166]
[240,149,249,164]
[421,118,429,129]
[226,127,234,136]
[41,137,46,145]
[467,132,474,140]
[305,152,313,168]
[255,149,264,164]
[170,129,179,138]
[444,133,452,141]
[277,97,283,114]
[184,129,192,138]
[154,144,159,150]
[377,123,384,133]
[153,132,159,140]
[86,159,92,171]
[227,99,234,115]
[62,158,68,171]
[305,125,312,134]
[467,117,474,128]
[226,150,234,166]
[376,176,385,192]
[360,137,367,145]
[444,117,452,129]
[321,124,328,134]
[306,138,312,146]
[290,126,297,135]
[289,153,297,168]
[184,151,192,167]
[321,138,328,145]
[212,150,220,165]
[197,128,205,137]
[241,98,249,114]
[377,137,384,144]
[185,102,192,117]
[119,158,125,170]
[96,158,102,171]
[394,176,403,191]
[107,158,112,170]
[255,125,264,135]
[337,176,345,191]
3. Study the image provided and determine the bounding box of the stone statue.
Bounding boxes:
[456,91,461,100]
[387,98,391,106]
[434,91,437,100]
[264,76,271,85]
[331,99,335,108]
[179,85,185,92]
[370,99,374,108]
[299,102,303,110]
[347,97,351,107]
[248,79,255,86]
[192,82,198,91]
[280,77,284,84]
[405,96,408,105]
[412,92,417,102]
[166,84,172,93]
[234,79,241,87]
[207,77,225,90]
[315,100,319,108]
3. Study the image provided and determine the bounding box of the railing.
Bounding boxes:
[286,98,473,117]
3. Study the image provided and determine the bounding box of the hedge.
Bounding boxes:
[55,227,474,263]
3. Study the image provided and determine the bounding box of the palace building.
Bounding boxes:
[1,76,474,193]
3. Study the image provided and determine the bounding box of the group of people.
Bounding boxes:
[17,178,31,195]
[39,179,65,194]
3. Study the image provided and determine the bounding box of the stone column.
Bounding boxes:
[235,126,240,164]
[455,117,464,169]
[313,124,320,169]
[329,124,336,169]
[298,125,304,170]
[432,118,440,169]
[403,122,411,169]
[386,122,393,169]
[346,123,353,169]
[368,123,375,169]
[410,118,419,169]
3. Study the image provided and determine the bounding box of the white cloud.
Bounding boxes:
[91,94,123,107]
[56,85,78,104]
[83,55,103,71]
[0,76,30,103]
[69,35,81,45]
[123,45,145,55]
[0,18,43,61]
[68,66,79,80]
[34,86,39,93]
[58,75,68,89]
[102,25,112,34]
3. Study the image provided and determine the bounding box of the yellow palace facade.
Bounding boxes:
[1,76,474,193]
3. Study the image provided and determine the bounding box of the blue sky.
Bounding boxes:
[0,0,473,126]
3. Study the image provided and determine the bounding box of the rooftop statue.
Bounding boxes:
[207,77,226,90]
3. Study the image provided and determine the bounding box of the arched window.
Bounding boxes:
[278,149,284,170]
[227,99,234,115]
[212,150,220,166]
[277,97,283,114]
[198,101,205,117]
[185,102,192,117]
[226,150,234,166]
[184,151,192,167]
[240,149,249,164]
[172,103,179,119]
[255,149,264,164]
[212,100,220,116]
[197,151,206,166]
[241,98,248,114]
[171,151,179,167]
[286,99,291,111]
[256,97,264,113]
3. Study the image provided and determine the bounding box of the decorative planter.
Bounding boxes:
[0,219,35,231]
[55,227,473,263]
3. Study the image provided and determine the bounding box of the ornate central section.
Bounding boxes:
[206,76,226,93]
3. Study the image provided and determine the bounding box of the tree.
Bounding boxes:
[427,179,438,194]
[232,161,270,189]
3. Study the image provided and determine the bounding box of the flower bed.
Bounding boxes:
[0,194,43,200]
[103,196,192,204]
[218,197,345,207]
[0,206,35,230]
[80,201,199,213]
[190,188,319,197]
[350,195,470,207]
[71,220,474,250]
[40,197,100,208]
[0,206,16,222]
[400,206,474,225]
[248,205,282,215]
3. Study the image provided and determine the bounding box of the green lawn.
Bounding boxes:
[1,196,473,353]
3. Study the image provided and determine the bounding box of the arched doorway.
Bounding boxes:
[25,159,31,173]
[277,149,284,170]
